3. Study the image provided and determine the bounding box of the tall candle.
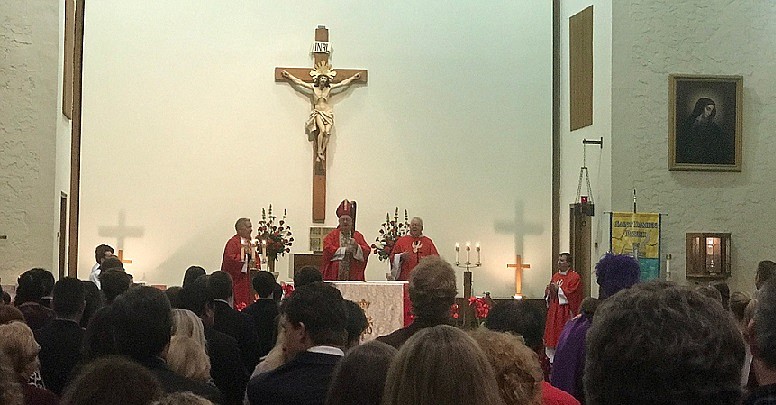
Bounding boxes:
[466,242,471,265]
[455,243,460,265]
[476,242,481,264]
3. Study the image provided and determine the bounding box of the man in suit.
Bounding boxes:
[182,273,249,405]
[247,281,347,405]
[243,271,280,358]
[208,271,261,370]
[110,285,222,402]
[35,277,85,395]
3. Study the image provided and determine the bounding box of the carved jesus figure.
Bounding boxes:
[281,61,361,161]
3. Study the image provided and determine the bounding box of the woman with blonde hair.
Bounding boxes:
[469,329,543,405]
[167,335,212,383]
[171,308,207,348]
[0,321,58,404]
[168,309,211,383]
[382,325,505,405]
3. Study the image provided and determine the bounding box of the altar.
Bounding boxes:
[328,281,407,342]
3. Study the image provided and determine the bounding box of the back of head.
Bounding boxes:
[753,279,776,370]
[729,291,752,323]
[99,270,132,304]
[595,253,640,299]
[183,266,206,290]
[712,281,731,309]
[409,257,457,320]
[61,355,163,405]
[0,304,25,324]
[325,340,397,405]
[281,281,346,346]
[99,256,124,272]
[165,286,184,309]
[294,266,323,288]
[383,325,505,405]
[343,300,368,348]
[52,277,86,319]
[171,308,206,347]
[207,271,233,301]
[695,285,723,304]
[167,335,211,383]
[252,271,279,299]
[14,268,51,305]
[757,260,776,290]
[109,286,173,361]
[579,296,601,318]
[484,299,545,351]
[468,329,542,405]
[181,275,209,316]
[585,280,745,405]
[0,350,23,405]
[0,321,37,379]
[152,392,214,405]
[94,244,114,264]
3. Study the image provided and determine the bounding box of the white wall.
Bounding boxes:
[0,0,60,284]
[558,1,613,296]
[78,1,554,297]
[611,1,776,290]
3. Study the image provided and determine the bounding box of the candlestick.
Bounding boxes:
[466,242,471,265]
[261,239,268,263]
[476,242,481,265]
[455,243,460,265]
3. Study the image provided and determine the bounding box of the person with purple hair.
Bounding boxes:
[550,253,640,403]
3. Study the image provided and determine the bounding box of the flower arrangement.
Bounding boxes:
[370,208,409,262]
[280,281,295,298]
[256,204,294,260]
[468,296,491,320]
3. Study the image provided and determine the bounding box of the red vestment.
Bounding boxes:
[221,234,253,310]
[389,235,439,281]
[543,270,582,348]
[321,228,370,281]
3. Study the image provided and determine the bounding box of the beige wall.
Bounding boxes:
[611,1,776,291]
[0,0,60,284]
[76,1,555,297]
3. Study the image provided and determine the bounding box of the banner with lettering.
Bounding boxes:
[610,212,661,281]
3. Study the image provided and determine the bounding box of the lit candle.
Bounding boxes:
[466,242,471,265]
[262,239,268,263]
[476,242,481,264]
[455,243,460,265]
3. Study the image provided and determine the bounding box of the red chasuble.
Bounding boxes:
[220,234,253,310]
[543,270,582,349]
[389,235,439,281]
[321,228,370,281]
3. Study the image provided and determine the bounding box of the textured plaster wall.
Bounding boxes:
[611,1,776,290]
[0,1,59,284]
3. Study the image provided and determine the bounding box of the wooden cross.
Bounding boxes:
[98,211,143,250]
[117,249,133,264]
[274,26,368,223]
[507,255,531,296]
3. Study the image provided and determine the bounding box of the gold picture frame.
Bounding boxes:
[668,74,742,172]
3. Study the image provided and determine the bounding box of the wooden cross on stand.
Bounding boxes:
[117,249,133,265]
[507,255,531,297]
[274,26,368,223]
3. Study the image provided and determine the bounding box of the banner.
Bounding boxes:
[610,212,661,281]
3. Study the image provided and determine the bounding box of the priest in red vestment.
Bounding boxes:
[389,217,439,281]
[543,252,582,360]
[321,200,370,281]
[220,217,256,310]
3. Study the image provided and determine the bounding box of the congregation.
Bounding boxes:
[2,247,776,405]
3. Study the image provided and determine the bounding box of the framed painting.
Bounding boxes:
[668,74,742,171]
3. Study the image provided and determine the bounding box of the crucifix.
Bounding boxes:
[507,254,531,297]
[117,249,133,265]
[275,26,368,223]
[98,211,144,250]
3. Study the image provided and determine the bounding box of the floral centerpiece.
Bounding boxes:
[256,205,294,267]
[370,208,409,261]
[468,296,491,320]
